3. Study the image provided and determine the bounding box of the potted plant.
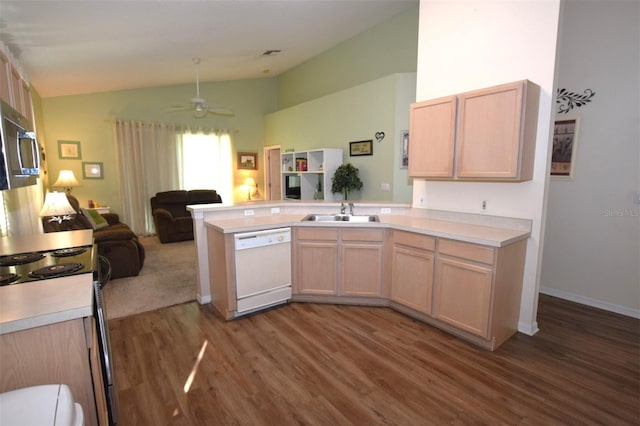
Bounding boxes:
[331,163,363,200]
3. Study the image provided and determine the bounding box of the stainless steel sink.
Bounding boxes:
[302,214,379,223]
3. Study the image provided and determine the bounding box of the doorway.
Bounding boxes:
[263,146,282,200]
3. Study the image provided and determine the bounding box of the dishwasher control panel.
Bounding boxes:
[234,227,291,250]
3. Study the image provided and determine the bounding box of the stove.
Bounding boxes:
[0,244,96,286]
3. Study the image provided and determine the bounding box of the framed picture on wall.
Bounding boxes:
[58,140,82,159]
[400,130,409,169]
[349,140,373,156]
[237,152,258,170]
[551,116,580,180]
[82,162,103,179]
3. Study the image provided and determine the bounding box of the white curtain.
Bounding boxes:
[112,120,180,235]
[112,121,232,235]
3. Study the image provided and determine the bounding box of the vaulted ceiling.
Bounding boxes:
[0,0,417,98]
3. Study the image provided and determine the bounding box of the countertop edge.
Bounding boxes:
[204,214,531,247]
[0,306,93,335]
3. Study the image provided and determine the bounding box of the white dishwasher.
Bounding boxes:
[234,227,292,316]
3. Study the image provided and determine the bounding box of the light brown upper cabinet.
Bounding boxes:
[409,80,540,182]
[0,51,11,105]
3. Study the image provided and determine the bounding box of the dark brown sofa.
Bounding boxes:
[43,195,145,279]
[151,190,222,243]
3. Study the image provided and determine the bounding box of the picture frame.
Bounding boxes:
[349,140,373,157]
[551,116,580,180]
[57,140,82,160]
[400,130,409,169]
[82,161,103,179]
[237,152,258,170]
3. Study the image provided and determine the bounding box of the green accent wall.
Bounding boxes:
[40,79,278,210]
[277,5,419,109]
[265,73,415,202]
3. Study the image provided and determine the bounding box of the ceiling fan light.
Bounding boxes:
[193,109,208,119]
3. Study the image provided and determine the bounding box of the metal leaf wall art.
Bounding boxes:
[556,88,596,114]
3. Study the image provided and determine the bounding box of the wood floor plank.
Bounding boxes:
[109,295,640,425]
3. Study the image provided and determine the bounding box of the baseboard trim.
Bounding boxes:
[197,294,212,304]
[517,321,539,336]
[540,287,640,319]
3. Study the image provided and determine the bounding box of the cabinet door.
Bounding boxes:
[433,257,493,338]
[341,242,383,297]
[297,241,338,295]
[0,51,11,104]
[9,66,23,113]
[409,96,457,178]
[391,246,434,314]
[295,228,339,295]
[456,81,525,179]
[20,79,33,124]
[340,229,384,297]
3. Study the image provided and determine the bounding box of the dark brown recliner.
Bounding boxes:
[42,195,146,279]
[150,190,222,243]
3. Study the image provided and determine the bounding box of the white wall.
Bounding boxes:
[540,0,640,317]
[414,0,561,334]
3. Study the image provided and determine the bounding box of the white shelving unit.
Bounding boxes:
[281,148,343,201]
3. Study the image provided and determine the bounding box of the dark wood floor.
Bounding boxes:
[108,294,640,425]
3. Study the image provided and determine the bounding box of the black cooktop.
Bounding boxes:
[0,245,95,286]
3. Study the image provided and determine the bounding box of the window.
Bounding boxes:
[180,132,232,203]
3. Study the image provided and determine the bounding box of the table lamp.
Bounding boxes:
[40,191,76,230]
[53,170,79,195]
[244,177,256,201]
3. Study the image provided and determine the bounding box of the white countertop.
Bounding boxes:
[203,209,531,247]
[0,273,94,334]
[0,230,95,335]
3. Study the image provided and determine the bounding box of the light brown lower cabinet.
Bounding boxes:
[390,231,435,315]
[293,227,384,298]
[433,238,527,349]
[0,317,108,426]
[294,227,339,295]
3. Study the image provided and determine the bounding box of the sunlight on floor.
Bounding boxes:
[184,340,209,393]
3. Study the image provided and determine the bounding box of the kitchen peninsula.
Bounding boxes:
[189,201,532,350]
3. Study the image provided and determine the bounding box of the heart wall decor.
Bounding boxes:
[375,131,385,143]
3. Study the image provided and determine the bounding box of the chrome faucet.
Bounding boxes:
[349,203,354,216]
[340,202,347,215]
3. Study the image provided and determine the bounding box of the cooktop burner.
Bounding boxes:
[0,273,20,286]
[0,252,45,266]
[51,247,87,257]
[28,263,84,279]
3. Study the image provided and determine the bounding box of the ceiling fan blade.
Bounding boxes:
[206,106,235,117]
[168,105,189,111]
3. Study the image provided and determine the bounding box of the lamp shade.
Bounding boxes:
[53,170,79,194]
[40,191,76,217]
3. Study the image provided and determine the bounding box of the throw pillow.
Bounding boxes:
[81,208,109,230]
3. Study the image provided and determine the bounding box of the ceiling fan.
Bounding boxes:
[169,58,235,118]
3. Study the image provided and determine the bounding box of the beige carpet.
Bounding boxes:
[103,236,197,319]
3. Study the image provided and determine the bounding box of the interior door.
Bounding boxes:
[263,146,282,200]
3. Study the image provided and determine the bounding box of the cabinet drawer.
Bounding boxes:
[341,228,384,242]
[393,230,435,251]
[297,227,339,241]
[438,239,494,265]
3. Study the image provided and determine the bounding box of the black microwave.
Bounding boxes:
[0,100,39,191]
